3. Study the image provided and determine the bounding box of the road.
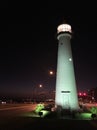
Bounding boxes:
[0,103,36,117]
[0,103,97,130]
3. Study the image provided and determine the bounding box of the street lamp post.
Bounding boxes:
[32,83,43,102]
[47,70,55,99]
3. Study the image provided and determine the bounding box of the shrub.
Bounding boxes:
[91,113,97,120]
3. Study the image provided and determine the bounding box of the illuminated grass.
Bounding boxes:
[76,112,92,120]
[22,110,50,118]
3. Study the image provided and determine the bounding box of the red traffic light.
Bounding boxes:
[78,92,87,96]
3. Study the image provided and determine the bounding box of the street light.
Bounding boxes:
[48,70,55,78]
[39,84,43,88]
[49,70,54,75]
[32,83,43,102]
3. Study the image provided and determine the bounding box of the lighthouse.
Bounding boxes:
[55,23,79,112]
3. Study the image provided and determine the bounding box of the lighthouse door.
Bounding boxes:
[61,91,70,109]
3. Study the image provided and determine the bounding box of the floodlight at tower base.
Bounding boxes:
[55,23,79,113]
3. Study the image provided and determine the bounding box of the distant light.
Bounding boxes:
[57,24,72,33]
[1,101,6,104]
[78,92,87,96]
[79,92,82,96]
[39,84,42,88]
[92,97,94,100]
[83,92,86,96]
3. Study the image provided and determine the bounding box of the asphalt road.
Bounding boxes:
[0,103,97,130]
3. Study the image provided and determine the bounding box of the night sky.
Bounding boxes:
[0,3,97,98]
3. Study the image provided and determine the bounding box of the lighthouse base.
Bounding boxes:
[55,104,80,118]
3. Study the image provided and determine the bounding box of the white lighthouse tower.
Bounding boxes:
[55,23,79,112]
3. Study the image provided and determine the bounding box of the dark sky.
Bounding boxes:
[0,3,97,98]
